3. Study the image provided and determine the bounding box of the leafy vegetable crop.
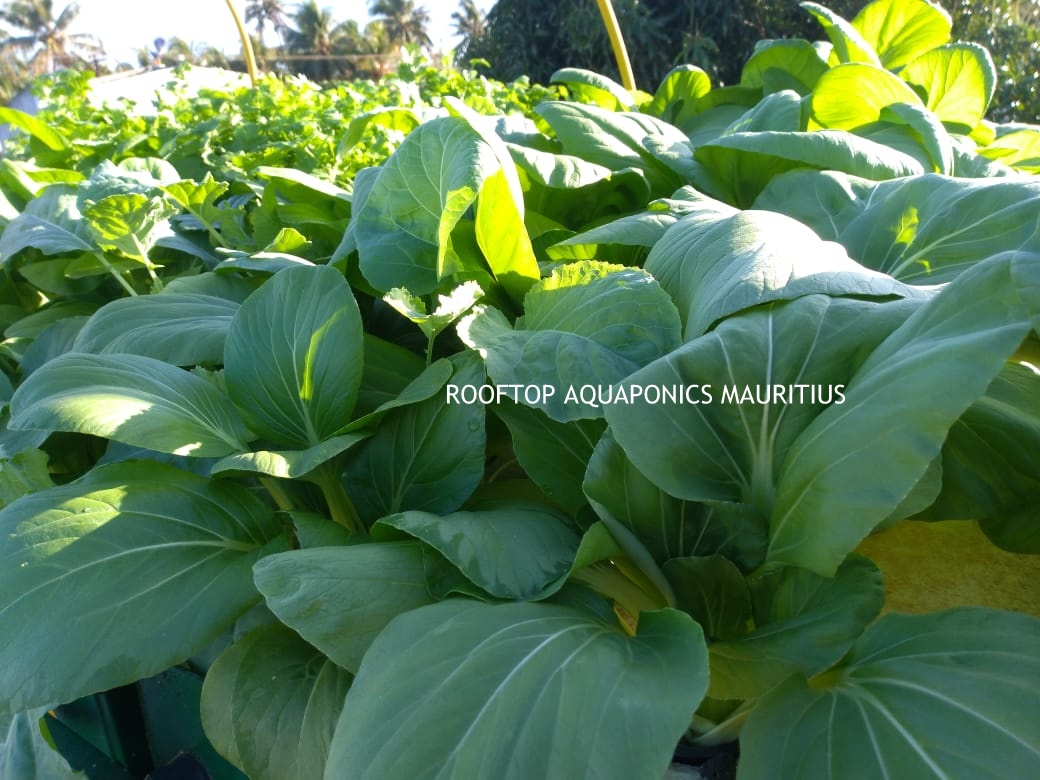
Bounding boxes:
[1,1,1038,778]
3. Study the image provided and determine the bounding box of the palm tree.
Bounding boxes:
[451,0,485,60]
[245,0,289,40]
[0,0,101,75]
[284,0,351,80]
[369,0,431,50]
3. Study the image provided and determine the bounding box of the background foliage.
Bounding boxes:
[464,0,1040,122]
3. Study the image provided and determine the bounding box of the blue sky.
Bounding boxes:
[66,0,493,67]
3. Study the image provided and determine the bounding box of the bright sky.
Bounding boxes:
[65,0,493,67]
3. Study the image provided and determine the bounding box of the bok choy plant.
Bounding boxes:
[0,0,1038,777]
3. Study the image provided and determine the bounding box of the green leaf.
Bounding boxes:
[741,39,829,95]
[694,129,924,207]
[325,601,708,780]
[0,107,69,152]
[290,510,355,548]
[343,352,485,523]
[551,67,635,110]
[769,254,1036,574]
[919,363,1040,553]
[475,166,539,304]
[73,293,238,366]
[254,542,435,673]
[492,401,604,514]
[0,449,53,509]
[851,0,951,69]
[881,101,955,174]
[754,171,1040,285]
[9,353,249,456]
[644,65,713,129]
[901,43,996,131]
[584,430,768,568]
[645,205,925,338]
[800,2,880,65]
[708,555,883,700]
[0,187,93,263]
[1,707,82,779]
[740,608,1040,780]
[162,175,250,249]
[20,316,87,376]
[663,555,752,641]
[210,433,370,480]
[346,354,453,432]
[374,504,581,600]
[459,261,681,421]
[224,265,363,448]
[0,461,288,714]
[605,295,910,515]
[535,102,685,195]
[979,128,1040,173]
[383,281,483,345]
[336,106,421,158]
[200,623,351,780]
[83,193,177,262]
[354,116,498,295]
[810,63,924,130]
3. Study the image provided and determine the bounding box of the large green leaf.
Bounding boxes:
[83,193,176,262]
[741,39,829,95]
[810,63,924,130]
[492,402,604,514]
[663,555,752,642]
[535,102,685,196]
[800,2,879,65]
[0,187,93,262]
[880,100,955,174]
[343,352,485,524]
[918,363,1040,553]
[210,433,370,480]
[693,129,924,208]
[224,265,363,448]
[551,67,636,110]
[9,353,249,456]
[850,0,951,70]
[0,461,288,714]
[584,430,768,569]
[475,166,539,304]
[254,542,433,673]
[644,204,924,338]
[0,107,69,152]
[901,42,996,131]
[548,188,723,261]
[460,261,681,421]
[605,295,911,516]
[769,254,1036,574]
[754,171,1040,284]
[708,555,883,700]
[73,293,238,365]
[739,608,1040,780]
[354,116,498,295]
[643,65,712,129]
[979,127,1040,173]
[200,623,351,780]
[374,504,581,600]
[324,601,708,779]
